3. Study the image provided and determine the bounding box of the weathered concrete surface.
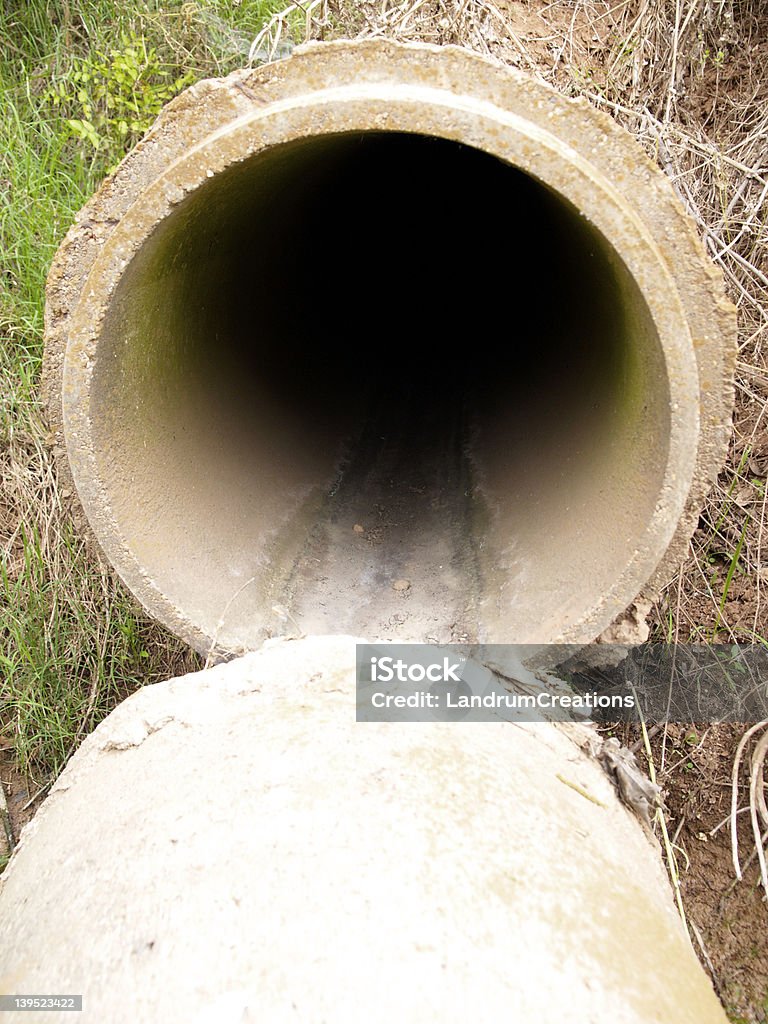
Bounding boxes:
[43,41,736,658]
[0,637,727,1023]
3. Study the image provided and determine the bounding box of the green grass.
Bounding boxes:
[0,0,292,785]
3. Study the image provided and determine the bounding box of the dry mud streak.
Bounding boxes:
[284,385,480,642]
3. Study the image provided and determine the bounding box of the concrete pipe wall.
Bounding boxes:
[0,637,728,1023]
[44,41,736,657]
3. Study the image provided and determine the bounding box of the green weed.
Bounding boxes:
[44,32,195,163]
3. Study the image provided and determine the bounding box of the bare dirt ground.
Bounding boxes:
[0,744,37,855]
[611,722,766,1022]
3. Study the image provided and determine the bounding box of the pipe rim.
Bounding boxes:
[60,51,708,652]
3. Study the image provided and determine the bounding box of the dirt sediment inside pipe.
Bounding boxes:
[280,360,482,642]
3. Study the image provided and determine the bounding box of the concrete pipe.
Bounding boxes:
[44,41,736,657]
[0,637,728,1023]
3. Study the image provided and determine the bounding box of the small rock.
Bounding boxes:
[353,524,365,534]
[392,579,410,592]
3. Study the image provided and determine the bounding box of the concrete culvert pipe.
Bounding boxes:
[44,41,736,656]
[0,637,730,1023]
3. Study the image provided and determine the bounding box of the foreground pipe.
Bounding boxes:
[44,41,736,656]
[0,637,728,1022]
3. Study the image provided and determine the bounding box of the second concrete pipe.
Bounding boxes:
[44,40,736,656]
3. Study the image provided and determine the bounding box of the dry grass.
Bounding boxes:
[731,719,768,898]
[0,416,199,782]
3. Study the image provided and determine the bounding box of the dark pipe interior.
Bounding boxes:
[92,132,669,652]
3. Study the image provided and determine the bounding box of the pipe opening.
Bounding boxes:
[89,130,670,650]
